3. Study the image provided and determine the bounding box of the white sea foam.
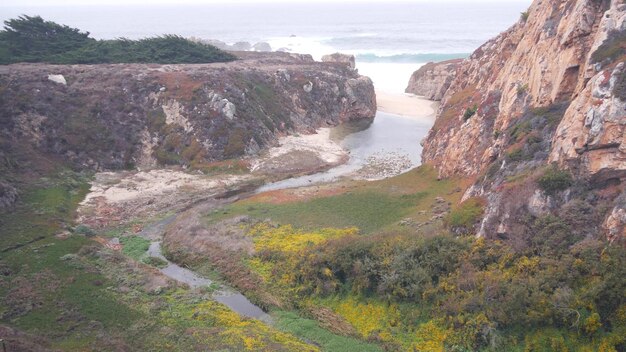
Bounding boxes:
[356,62,425,94]
[0,1,530,92]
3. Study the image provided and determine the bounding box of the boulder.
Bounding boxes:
[322,53,356,70]
[231,41,252,51]
[252,42,272,52]
[47,74,66,85]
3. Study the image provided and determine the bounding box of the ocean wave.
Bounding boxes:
[356,53,469,63]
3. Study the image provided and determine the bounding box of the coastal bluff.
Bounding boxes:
[405,59,462,101]
[0,51,376,171]
[419,0,626,240]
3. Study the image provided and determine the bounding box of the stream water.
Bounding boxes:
[257,111,433,192]
[138,109,434,324]
[138,214,271,321]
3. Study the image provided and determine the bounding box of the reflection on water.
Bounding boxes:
[146,240,271,322]
[257,111,433,192]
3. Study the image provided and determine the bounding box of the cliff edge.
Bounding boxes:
[405,59,462,101]
[0,52,376,173]
[420,0,625,241]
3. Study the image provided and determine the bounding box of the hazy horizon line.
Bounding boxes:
[1,0,532,8]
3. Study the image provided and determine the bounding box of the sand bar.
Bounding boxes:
[376,90,438,119]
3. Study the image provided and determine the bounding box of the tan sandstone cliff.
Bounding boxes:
[420,0,625,240]
[405,59,462,100]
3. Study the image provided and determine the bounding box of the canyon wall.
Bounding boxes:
[0,52,376,172]
[420,0,626,241]
[405,59,462,101]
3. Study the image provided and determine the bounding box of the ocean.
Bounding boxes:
[0,1,530,92]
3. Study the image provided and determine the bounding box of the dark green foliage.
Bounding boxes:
[591,29,626,64]
[0,15,236,65]
[520,11,529,22]
[506,148,525,162]
[537,166,573,195]
[52,36,237,64]
[463,104,478,121]
[224,127,251,158]
[142,256,168,268]
[73,224,95,237]
[0,15,91,64]
[530,215,578,257]
[295,234,469,299]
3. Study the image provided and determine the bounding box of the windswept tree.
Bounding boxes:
[0,15,92,63]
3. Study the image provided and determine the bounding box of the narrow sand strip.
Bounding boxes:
[376,90,438,119]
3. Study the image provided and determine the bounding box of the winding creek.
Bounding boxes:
[137,108,434,323]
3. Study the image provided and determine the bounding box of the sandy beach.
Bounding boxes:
[375,90,438,119]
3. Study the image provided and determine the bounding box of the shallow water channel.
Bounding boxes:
[139,215,272,322]
[140,110,434,323]
[257,111,433,192]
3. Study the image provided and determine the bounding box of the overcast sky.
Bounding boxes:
[2,0,531,6]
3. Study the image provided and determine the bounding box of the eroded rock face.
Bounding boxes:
[422,0,624,180]
[0,52,376,170]
[550,63,626,181]
[604,205,626,242]
[405,59,462,101]
[420,0,625,241]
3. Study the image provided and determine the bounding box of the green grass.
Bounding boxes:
[208,166,466,234]
[0,169,319,350]
[215,191,427,234]
[121,235,151,261]
[0,171,142,347]
[203,166,465,238]
[273,311,382,352]
[445,197,485,234]
[0,175,90,251]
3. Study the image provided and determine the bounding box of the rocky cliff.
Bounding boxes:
[421,0,626,241]
[0,52,376,173]
[405,59,462,100]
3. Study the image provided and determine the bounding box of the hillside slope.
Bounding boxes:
[421,0,625,241]
[0,51,375,183]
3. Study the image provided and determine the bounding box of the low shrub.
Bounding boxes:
[74,224,96,237]
[141,256,168,268]
[506,148,525,162]
[463,104,478,121]
[520,11,529,22]
[446,197,485,234]
[537,166,573,195]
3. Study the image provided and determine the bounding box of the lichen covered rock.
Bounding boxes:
[0,52,376,170]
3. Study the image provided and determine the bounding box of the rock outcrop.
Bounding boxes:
[0,181,18,210]
[322,53,356,70]
[405,59,462,100]
[420,0,626,241]
[0,52,375,171]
